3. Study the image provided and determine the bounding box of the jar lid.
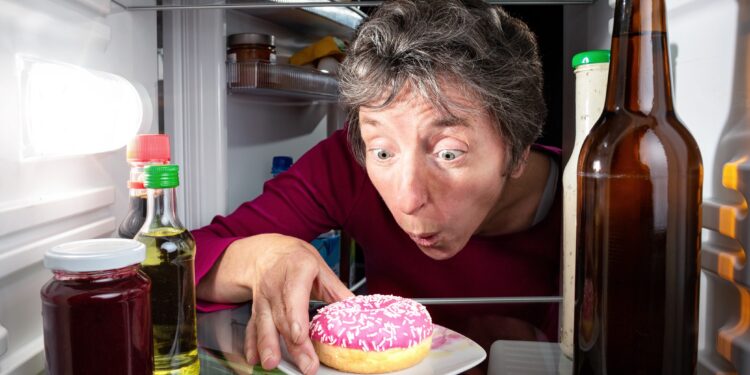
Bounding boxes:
[571,50,610,69]
[145,164,179,189]
[44,239,146,272]
[228,33,275,47]
[126,134,170,163]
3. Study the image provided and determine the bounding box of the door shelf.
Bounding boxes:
[227,61,339,101]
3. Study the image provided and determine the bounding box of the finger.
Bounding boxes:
[278,259,321,375]
[314,264,355,303]
[283,332,319,375]
[244,312,259,365]
[253,297,282,370]
[278,254,320,345]
[264,251,317,345]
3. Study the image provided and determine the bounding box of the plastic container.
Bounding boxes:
[228,33,277,88]
[41,239,153,374]
[561,50,609,359]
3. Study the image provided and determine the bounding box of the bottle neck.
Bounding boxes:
[605,0,675,115]
[143,186,184,231]
[127,162,167,199]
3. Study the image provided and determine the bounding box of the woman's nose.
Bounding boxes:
[395,158,429,215]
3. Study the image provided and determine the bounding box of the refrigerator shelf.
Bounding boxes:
[227,61,338,101]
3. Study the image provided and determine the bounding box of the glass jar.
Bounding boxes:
[227,33,276,88]
[227,33,276,63]
[41,239,153,374]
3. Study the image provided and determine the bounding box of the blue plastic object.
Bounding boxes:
[311,230,340,276]
[271,156,293,177]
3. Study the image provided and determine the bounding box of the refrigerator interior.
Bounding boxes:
[0,0,157,373]
[223,7,352,211]
[0,0,746,373]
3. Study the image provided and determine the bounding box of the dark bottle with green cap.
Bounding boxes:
[135,164,200,375]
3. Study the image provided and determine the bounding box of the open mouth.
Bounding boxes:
[409,232,439,247]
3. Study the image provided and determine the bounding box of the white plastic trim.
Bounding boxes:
[0,218,117,280]
[163,4,228,229]
[0,336,44,375]
[0,187,115,238]
[66,0,110,15]
[0,324,7,357]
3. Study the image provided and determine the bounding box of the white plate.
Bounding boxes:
[277,324,487,375]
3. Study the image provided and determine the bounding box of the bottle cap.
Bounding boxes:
[126,134,170,163]
[44,239,146,272]
[271,156,293,177]
[571,50,610,69]
[144,164,179,189]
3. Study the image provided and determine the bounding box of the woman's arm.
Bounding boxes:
[197,233,353,375]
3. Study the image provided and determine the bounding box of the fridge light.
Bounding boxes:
[18,56,145,159]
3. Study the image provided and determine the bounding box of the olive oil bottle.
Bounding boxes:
[136,164,199,375]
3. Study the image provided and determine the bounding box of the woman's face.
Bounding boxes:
[360,83,516,260]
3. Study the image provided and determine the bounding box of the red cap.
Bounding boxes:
[126,134,170,163]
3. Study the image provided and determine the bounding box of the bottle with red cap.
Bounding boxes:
[118,134,171,239]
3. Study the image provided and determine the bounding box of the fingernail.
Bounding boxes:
[298,353,312,374]
[261,349,274,367]
[291,321,302,344]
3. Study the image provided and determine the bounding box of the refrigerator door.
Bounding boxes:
[0,0,157,373]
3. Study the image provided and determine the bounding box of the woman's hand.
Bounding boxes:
[197,233,353,375]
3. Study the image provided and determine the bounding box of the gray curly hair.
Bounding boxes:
[339,0,546,171]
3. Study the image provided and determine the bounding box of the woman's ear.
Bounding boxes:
[509,147,531,178]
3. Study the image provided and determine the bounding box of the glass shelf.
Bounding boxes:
[227,61,339,101]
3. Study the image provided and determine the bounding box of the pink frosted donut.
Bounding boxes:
[309,294,433,374]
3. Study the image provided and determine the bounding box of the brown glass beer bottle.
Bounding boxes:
[573,0,703,374]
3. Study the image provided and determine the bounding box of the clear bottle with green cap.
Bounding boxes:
[135,164,200,375]
[561,49,609,360]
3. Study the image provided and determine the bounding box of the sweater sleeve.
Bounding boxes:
[191,129,367,311]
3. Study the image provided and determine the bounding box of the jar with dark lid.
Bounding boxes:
[227,33,276,63]
[41,239,153,374]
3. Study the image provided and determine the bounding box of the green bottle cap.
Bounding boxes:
[571,50,610,69]
[144,164,179,189]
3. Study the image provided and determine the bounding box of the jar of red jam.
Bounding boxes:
[41,239,153,374]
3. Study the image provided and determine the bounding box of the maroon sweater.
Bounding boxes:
[192,129,561,347]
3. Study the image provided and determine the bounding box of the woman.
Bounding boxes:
[193,0,560,374]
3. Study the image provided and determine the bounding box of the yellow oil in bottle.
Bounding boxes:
[138,227,200,375]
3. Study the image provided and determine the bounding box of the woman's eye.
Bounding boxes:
[371,149,393,160]
[437,149,464,161]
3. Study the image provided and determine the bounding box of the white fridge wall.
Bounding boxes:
[225,10,336,213]
[0,0,157,373]
[226,96,329,210]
